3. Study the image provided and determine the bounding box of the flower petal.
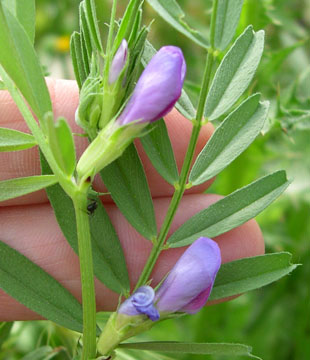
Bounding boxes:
[118,286,160,321]
[117,46,186,125]
[155,237,221,313]
[109,39,128,84]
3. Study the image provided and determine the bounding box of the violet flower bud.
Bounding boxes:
[116,45,186,126]
[118,285,160,321]
[155,237,221,314]
[108,39,128,84]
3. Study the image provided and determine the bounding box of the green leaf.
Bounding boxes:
[112,0,138,53]
[89,198,130,292]
[3,0,36,44]
[0,241,83,332]
[213,0,244,51]
[79,2,93,64]
[175,89,196,120]
[140,119,179,185]
[0,127,37,152]
[100,144,157,240]
[119,342,261,359]
[54,118,76,176]
[205,26,264,120]
[0,175,58,202]
[0,322,13,348]
[84,0,103,53]
[70,31,87,89]
[146,0,209,49]
[0,4,51,119]
[46,115,76,176]
[189,94,269,185]
[142,40,196,120]
[116,349,178,360]
[127,7,143,48]
[40,155,129,293]
[21,346,55,360]
[125,26,149,97]
[168,171,289,247]
[210,252,298,301]
[80,30,90,77]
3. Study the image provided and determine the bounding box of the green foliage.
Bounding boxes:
[168,171,289,247]
[0,128,37,152]
[213,0,244,51]
[0,322,13,349]
[190,94,269,184]
[70,31,87,89]
[0,175,58,202]
[210,252,298,301]
[40,154,130,294]
[205,26,264,120]
[101,144,157,240]
[119,341,261,358]
[0,241,83,333]
[0,4,51,119]
[46,115,76,176]
[3,0,36,44]
[146,0,209,49]
[141,119,179,185]
[0,0,309,358]
[83,0,103,53]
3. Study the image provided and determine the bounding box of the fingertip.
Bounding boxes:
[215,218,265,264]
[48,78,79,129]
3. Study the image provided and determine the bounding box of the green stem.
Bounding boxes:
[135,50,215,289]
[73,189,97,360]
[209,0,219,49]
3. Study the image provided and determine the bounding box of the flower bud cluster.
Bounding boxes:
[76,42,186,184]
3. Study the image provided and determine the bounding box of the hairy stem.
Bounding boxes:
[73,189,97,360]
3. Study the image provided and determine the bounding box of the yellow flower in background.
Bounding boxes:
[55,35,70,53]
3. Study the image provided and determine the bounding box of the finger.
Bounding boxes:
[0,193,264,320]
[0,79,214,206]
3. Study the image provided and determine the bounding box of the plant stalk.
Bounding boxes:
[73,189,97,360]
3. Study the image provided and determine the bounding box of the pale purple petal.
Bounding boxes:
[117,46,186,125]
[155,237,221,313]
[109,39,128,84]
[118,286,160,321]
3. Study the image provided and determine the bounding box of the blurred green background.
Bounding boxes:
[1,0,309,359]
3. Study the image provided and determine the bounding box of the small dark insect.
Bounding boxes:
[87,200,98,215]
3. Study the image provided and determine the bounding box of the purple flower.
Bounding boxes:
[108,39,128,84]
[116,46,186,126]
[118,285,160,321]
[155,237,221,314]
[118,237,221,322]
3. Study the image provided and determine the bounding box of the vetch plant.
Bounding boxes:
[0,0,299,359]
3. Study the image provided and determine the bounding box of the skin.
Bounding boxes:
[0,79,264,321]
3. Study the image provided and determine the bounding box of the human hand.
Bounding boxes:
[0,79,264,321]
